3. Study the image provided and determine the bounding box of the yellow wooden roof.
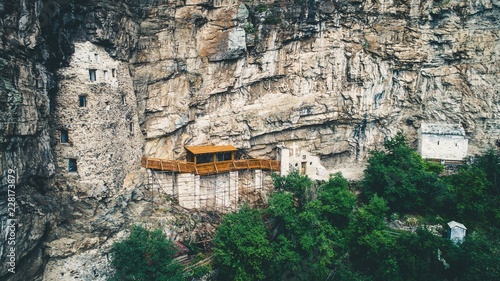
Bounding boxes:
[185,145,238,155]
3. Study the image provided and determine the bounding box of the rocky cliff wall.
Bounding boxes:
[136,0,499,169]
[0,0,498,280]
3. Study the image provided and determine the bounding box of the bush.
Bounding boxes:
[361,132,451,214]
[108,226,184,281]
[212,205,272,281]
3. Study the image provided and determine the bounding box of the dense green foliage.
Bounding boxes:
[109,135,500,280]
[361,132,451,214]
[446,166,491,225]
[212,134,500,281]
[108,226,184,281]
[212,205,272,281]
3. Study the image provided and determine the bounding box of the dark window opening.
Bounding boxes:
[437,141,440,145]
[197,154,213,164]
[216,152,232,162]
[68,159,77,172]
[129,123,134,135]
[60,130,69,143]
[89,69,97,81]
[121,95,126,105]
[79,96,87,107]
[112,68,116,78]
[94,53,99,62]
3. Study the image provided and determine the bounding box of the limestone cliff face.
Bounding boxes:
[0,0,142,280]
[137,0,499,168]
[0,0,499,280]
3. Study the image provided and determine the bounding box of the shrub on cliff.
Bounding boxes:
[108,225,184,281]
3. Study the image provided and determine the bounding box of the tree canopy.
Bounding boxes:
[109,135,500,281]
[108,225,184,281]
[212,135,500,281]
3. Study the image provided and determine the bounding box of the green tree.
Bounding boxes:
[348,196,398,280]
[317,173,357,229]
[473,149,500,229]
[212,205,272,281]
[108,225,184,281]
[457,232,500,280]
[266,173,351,280]
[446,165,490,225]
[394,229,456,281]
[272,170,313,208]
[474,148,500,195]
[362,132,450,214]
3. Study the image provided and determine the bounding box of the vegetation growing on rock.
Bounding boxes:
[109,135,500,280]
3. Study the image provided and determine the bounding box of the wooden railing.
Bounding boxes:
[141,157,280,175]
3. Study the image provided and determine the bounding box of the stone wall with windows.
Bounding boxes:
[52,41,143,200]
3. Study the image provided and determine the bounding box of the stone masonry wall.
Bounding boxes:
[52,41,143,200]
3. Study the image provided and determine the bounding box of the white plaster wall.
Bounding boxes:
[229,171,239,209]
[450,227,466,243]
[254,169,263,191]
[419,134,468,160]
[149,169,272,211]
[177,173,197,209]
[215,173,229,208]
[277,146,290,175]
[148,170,177,206]
[289,150,329,180]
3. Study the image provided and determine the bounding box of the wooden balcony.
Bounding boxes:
[141,157,280,176]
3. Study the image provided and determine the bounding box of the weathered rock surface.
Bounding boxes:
[136,0,500,168]
[0,0,498,280]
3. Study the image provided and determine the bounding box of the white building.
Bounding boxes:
[417,123,468,161]
[447,221,467,244]
[277,143,329,180]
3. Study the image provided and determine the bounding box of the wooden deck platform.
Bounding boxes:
[141,157,280,175]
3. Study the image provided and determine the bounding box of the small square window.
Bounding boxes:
[89,69,97,82]
[79,96,87,107]
[60,130,69,143]
[68,158,77,172]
